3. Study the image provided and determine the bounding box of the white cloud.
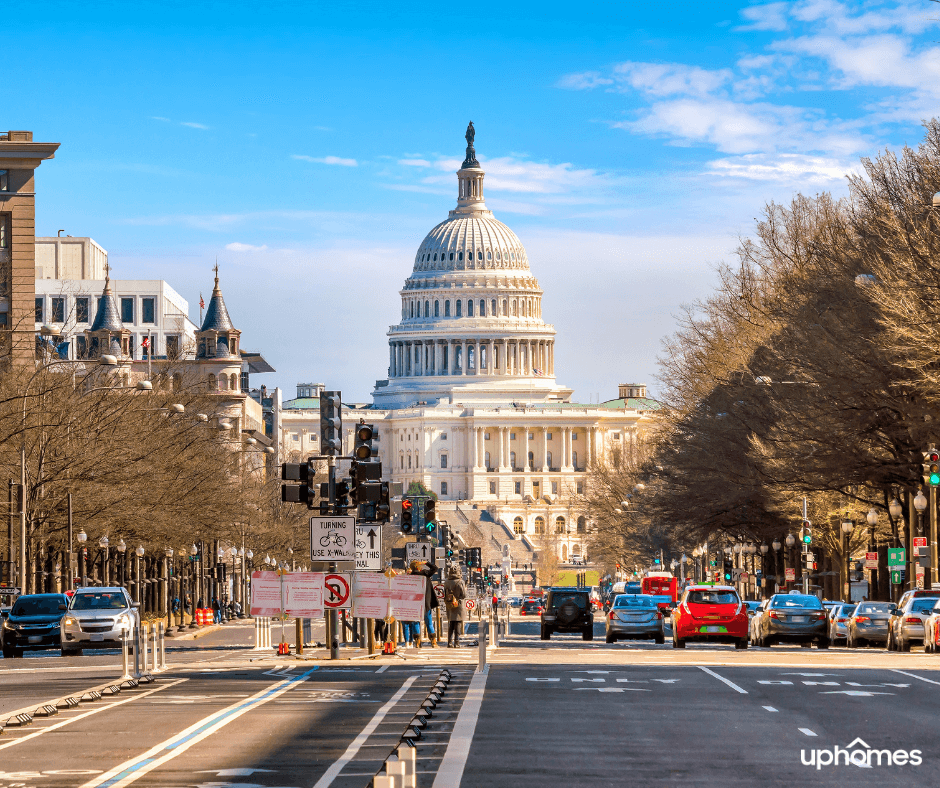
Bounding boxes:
[292,154,358,167]
[557,71,614,90]
[151,116,171,122]
[180,121,209,130]
[705,152,857,184]
[399,158,431,167]
[225,242,269,252]
[736,2,789,32]
[560,61,732,98]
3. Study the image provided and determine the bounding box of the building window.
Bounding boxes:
[577,481,584,495]
[230,373,238,391]
[76,297,89,323]
[441,481,448,495]
[445,301,451,316]
[534,516,545,534]
[555,516,566,534]
[456,300,462,317]
[434,300,440,317]
[0,171,7,191]
[612,432,621,440]
[121,297,134,324]
[527,451,534,469]
[510,432,516,441]
[0,215,8,249]
[424,301,429,317]
[552,481,558,495]
[510,451,516,468]
[142,297,156,324]
[491,299,497,316]
[51,297,64,324]
[166,335,179,359]
[547,432,553,440]
[528,432,534,440]
[467,300,474,317]
[74,335,87,358]
[440,454,448,469]
[513,516,524,535]
[572,432,578,440]
[441,432,447,440]
[408,455,412,468]
[484,432,490,440]
[572,451,578,469]
[546,451,553,467]
[35,297,43,322]
[292,433,300,442]
[490,480,497,495]
[515,481,522,495]
[480,299,486,316]
[442,345,448,371]
[577,516,587,534]
[484,451,491,468]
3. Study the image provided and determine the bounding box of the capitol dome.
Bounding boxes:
[372,124,572,410]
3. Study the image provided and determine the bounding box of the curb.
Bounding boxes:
[165,624,224,641]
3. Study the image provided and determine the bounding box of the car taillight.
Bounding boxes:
[838,618,848,622]
[768,611,780,619]
[854,616,869,622]
[609,611,616,620]
[814,612,827,620]
[905,617,922,625]
[657,612,663,620]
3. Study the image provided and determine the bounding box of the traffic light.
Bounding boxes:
[335,479,349,512]
[722,556,733,582]
[924,450,940,486]
[375,482,390,522]
[280,459,316,508]
[423,498,437,536]
[320,391,342,455]
[457,548,466,566]
[350,459,382,506]
[354,423,377,461]
[441,525,454,560]
[401,497,414,534]
[800,520,812,545]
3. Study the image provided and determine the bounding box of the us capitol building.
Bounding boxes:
[279,125,658,572]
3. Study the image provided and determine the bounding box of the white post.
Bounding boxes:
[121,626,130,679]
[159,621,166,670]
[477,617,487,672]
[133,622,141,678]
[396,746,416,788]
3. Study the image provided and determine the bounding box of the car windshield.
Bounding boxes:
[11,596,64,616]
[910,599,938,614]
[855,603,893,614]
[613,595,655,608]
[71,592,128,611]
[551,593,587,609]
[838,605,857,616]
[772,595,823,609]
[687,590,738,605]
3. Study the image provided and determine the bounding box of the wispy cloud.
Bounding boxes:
[180,121,210,130]
[225,242,268,252]
[151,116,171,123]
[706,152,858,184]
[292,154,358,167]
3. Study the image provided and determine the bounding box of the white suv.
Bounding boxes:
[60,587,138,656]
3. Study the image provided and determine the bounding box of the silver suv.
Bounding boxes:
[60,587,138,656]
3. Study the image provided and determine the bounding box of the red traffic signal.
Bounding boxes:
[929,452,940,463]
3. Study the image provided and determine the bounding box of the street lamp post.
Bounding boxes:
[98,536,109,586]
[77,529,87,587]
[841,517,855,601]
[189,544,199,628]
[889,496,904,602]
[134,545,145,610]
[866,508,879,600]
[785,533,796,589]
[914,490,928,591]
[116,538,126,587]
[760,543,769,598]
[164,547,173,626]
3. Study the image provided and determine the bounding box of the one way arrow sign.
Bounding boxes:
[406,542,431,563]
[355,524,383,570]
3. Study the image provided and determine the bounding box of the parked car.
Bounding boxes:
[60,587,138,656]
[749,599,770,644]
[605,594,665,644]
[671,585,748,649]
[507,596,522,609]
[520,598,544,616]
[828,603,857,644]
[886,591,940,652]
[922,600,940,653]
[541,587,594,641]
[2,593,69,658]
[754,593,829,649]
[847,601,896,647]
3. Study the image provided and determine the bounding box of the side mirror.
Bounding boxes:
[132,602,141,609]
[58,603,68,611]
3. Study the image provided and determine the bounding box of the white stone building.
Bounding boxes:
[280,126,658,570]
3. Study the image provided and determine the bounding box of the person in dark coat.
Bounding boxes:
[409,560,440,647]
[443,565,468,647]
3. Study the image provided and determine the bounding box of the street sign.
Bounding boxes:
[433,583,445,600]
[323,573,351,609]
[355,525,382,570]
[435,547,446,562]
[914,537,928,548]
[891,569,903,585]
[0,587,21,596]
[865,552,879,569]
[465,598,476,611]
[888,547,906,569]
[310,516,355,562]
[804,552,815,563]
[406,542,434,564]
[785,568,796,582]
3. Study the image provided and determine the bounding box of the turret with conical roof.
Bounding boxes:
[85,270,131,359]
[196,267,241,359]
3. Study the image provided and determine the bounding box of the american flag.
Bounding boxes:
[199,293,205,309]
[141,336,149,349]
[533,368,542,376]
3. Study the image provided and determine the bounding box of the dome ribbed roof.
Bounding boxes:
[200,274,235,332]
[90,276,124,332]
[414,215,529,274]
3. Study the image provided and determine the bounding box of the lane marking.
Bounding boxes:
[891,669,940,686]
[311,674,418,787]
[763,706,778,712]
[0,679,188,751]
[698,666,747,694]
[799,728,817,737]
[375,665,389,674]
[79,667,318,788]
[432,669,488,788]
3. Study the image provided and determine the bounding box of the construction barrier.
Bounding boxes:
[253,617,271,650]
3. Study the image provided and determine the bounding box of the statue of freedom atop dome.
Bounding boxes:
[462,121,479,168]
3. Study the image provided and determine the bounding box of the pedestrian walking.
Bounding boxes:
[443,566,468,647]
[407,559,440,647]
[211,597,221,624]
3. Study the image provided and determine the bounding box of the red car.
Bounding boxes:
[671,585,749,649]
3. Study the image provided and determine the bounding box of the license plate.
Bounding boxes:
[701,625,726,633]
[90,634,105,642]
[792,616,807,623]
[28,636,43,644]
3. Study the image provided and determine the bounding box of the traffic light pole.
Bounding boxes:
[802,498,810,595]
[328,455,339,661]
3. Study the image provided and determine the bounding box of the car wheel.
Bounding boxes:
[672,638,685,649]
[817,638,830,650]
[582,627,594,641]
[605,631,615,644]
[900,636,911,653]
[764,638,774,648]
[12,648,23,658]
[886,631,895,651]
[736,638,749,650]
[540,625,550,641]
[846,634,855,648]
[654,634,665,645]
[1,644,13,659]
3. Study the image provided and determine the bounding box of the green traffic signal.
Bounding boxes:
[802,533,812,544]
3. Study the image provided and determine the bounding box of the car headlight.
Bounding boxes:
[118,614,130,628]
[63,616,78,628]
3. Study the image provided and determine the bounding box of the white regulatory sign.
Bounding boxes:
[356,525,383,570]
[310,516,356,562]
[406,542,434,564]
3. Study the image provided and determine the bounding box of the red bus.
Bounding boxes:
[641,573,678,611]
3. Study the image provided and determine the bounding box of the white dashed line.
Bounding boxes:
[799,728,817,737]
[762,706,778,712]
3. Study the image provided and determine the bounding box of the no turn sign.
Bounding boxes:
[434,583,445,600]
[324,573,351,609]
[465,598,476,611]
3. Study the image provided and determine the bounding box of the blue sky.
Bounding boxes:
[7,1,940,401]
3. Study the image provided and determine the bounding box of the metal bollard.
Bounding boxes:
[152,622,159,669]
[133,622,141,678]
[159,621,166,670]
[491,607,499,648]
[396,745,416,788]
[477,618,488,672]
[121,627,130,678]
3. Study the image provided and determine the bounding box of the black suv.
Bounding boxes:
[541,587,594,641]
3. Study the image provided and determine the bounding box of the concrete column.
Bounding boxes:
[541,428,549,471]
[475,340,481,375]
[479,428,486,469]
[498,427,508,471]
[461,340,467,375]
[524,427,531,472]
[389,344,395,377]
[563,428,572,470]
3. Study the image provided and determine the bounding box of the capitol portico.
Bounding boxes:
[280,125,658,570]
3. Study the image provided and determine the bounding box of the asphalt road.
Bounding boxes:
[4,616,940,787]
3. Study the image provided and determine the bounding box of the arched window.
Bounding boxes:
[456,301,462,317]
[534,516,545,534]
[467,300,474,317]
[502,299,508,316]
[555,516,566,534]
[400,454,404,469]
[510,451,517,469]
[572,543,581,555]
[449,252,454,261]
[434,300,440,317]
[487,250,492,261]
[445,301,451,317]
[408,455,412,468]
[410,301,414,318]
[455,345,462,370]
[577,516,587,534]
[485,451,491,469]
[458,251,463,261]
[572,451,578,469]
[477,251,483,261]
[208,373,217,390]
[230,373,238,391]
[547,451,553,468]
[479,299,486,316]
[513,516,524,535]
[424,301,429,317]
[511,300,516,316]
[492,299,497,316]
[468,346,475,369]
